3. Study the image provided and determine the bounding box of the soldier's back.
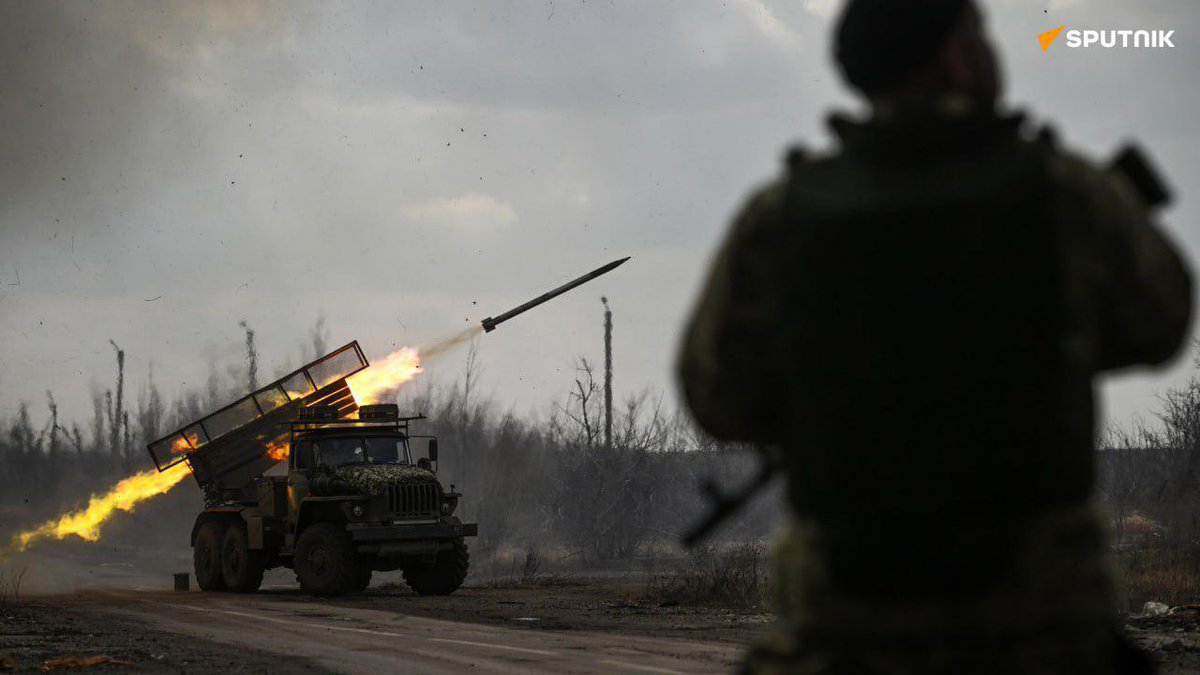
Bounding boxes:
[710,108,1184,674]
[780,110,1086,528]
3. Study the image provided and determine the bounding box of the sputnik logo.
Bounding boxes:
[1038,25,1176,51]
[1039,25,1066,51]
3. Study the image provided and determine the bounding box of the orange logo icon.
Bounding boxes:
[1039,25,1066,51]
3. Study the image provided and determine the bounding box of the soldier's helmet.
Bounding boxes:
[834,0,984,97]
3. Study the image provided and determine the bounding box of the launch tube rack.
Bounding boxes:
[147,341,368,503]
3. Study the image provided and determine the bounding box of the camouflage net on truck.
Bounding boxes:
[333,464,438,496]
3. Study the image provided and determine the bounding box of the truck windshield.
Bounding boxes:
[315,436,409,466]
[364,437,408,464]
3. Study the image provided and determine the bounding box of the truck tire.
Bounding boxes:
[194,522,227,592]
[402,537,469,596]
[221,522,265,593]
[295,523,357,596]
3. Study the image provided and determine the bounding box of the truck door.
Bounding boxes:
[286,439,315,540]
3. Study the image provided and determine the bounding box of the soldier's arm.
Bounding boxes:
[677,181,787,443]
[1061,155,1193,370]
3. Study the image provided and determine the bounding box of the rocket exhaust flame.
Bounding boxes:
[346,326,483,405]
[12,437,287,552]
[347,347,422,405]
[264,437,290,461]
[10,463,191,552]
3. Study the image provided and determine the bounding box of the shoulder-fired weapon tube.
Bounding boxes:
[481,257,631,332]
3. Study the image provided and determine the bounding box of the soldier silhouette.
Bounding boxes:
[679,0,1192,672]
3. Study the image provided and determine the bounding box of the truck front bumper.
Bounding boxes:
[350,522,478,542]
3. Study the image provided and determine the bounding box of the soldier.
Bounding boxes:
[678,0,1192,673]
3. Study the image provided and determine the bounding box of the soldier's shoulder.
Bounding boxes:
[1028,123,1151,247]
[1040,140,1106,193]
[745,176,789,213]
[735,144,840,226]
[731,174,790,235]
[1031,124,1140,211]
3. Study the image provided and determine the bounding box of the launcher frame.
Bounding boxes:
[146,341,368,503]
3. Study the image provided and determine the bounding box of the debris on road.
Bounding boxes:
[1144,601,1173,617]
[40,654,132,671]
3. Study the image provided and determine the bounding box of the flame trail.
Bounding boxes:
[347,326,482,405]
[11,462,191,552]
[347,347,422,405]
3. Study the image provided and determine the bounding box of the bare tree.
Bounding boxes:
[556,358,600,449]
[108,340,125,458]
[46,391,60,468]
[308,314,328,361]
[1098,345,1200,550]
[602,297,613,450]
[90,386,105,451]
[239,320,259,390]
[137,366,165,448]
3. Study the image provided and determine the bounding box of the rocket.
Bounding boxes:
[481,257,631,333]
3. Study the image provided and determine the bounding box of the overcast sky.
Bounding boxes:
[1,0,1197,440]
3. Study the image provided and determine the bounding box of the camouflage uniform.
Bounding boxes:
[678,106,1192,674]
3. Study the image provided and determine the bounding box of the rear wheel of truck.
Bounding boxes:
[295,523,357,596]
[402,537,469,596]
[221,523,265,593]
[194,522,227,591]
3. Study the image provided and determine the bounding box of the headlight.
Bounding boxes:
[440,502,451,515]
[351,505,365,517]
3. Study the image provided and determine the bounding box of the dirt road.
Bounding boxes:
[27,585,745,674]
[6,567,1197,674]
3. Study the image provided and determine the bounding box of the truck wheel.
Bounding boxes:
[221,523,265,593]
[194,522,227,591]
[295,523,357,596]
[403,537,469,596]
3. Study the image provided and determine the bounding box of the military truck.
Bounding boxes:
[146,341,477,596]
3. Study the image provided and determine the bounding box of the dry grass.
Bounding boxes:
[1114,548,1200,612]
[0,565,26,605]
[644,542,767,609]
[475,545,576,589]
[1120,513,1166,540]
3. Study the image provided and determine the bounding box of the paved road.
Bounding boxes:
[76,589,742,674]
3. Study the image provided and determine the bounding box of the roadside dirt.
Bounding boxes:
[276,572,1200,673]
[1126,607,1200,674]
[0,601,319,673]
[231,571,1200,673]
[341,572,771,645]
